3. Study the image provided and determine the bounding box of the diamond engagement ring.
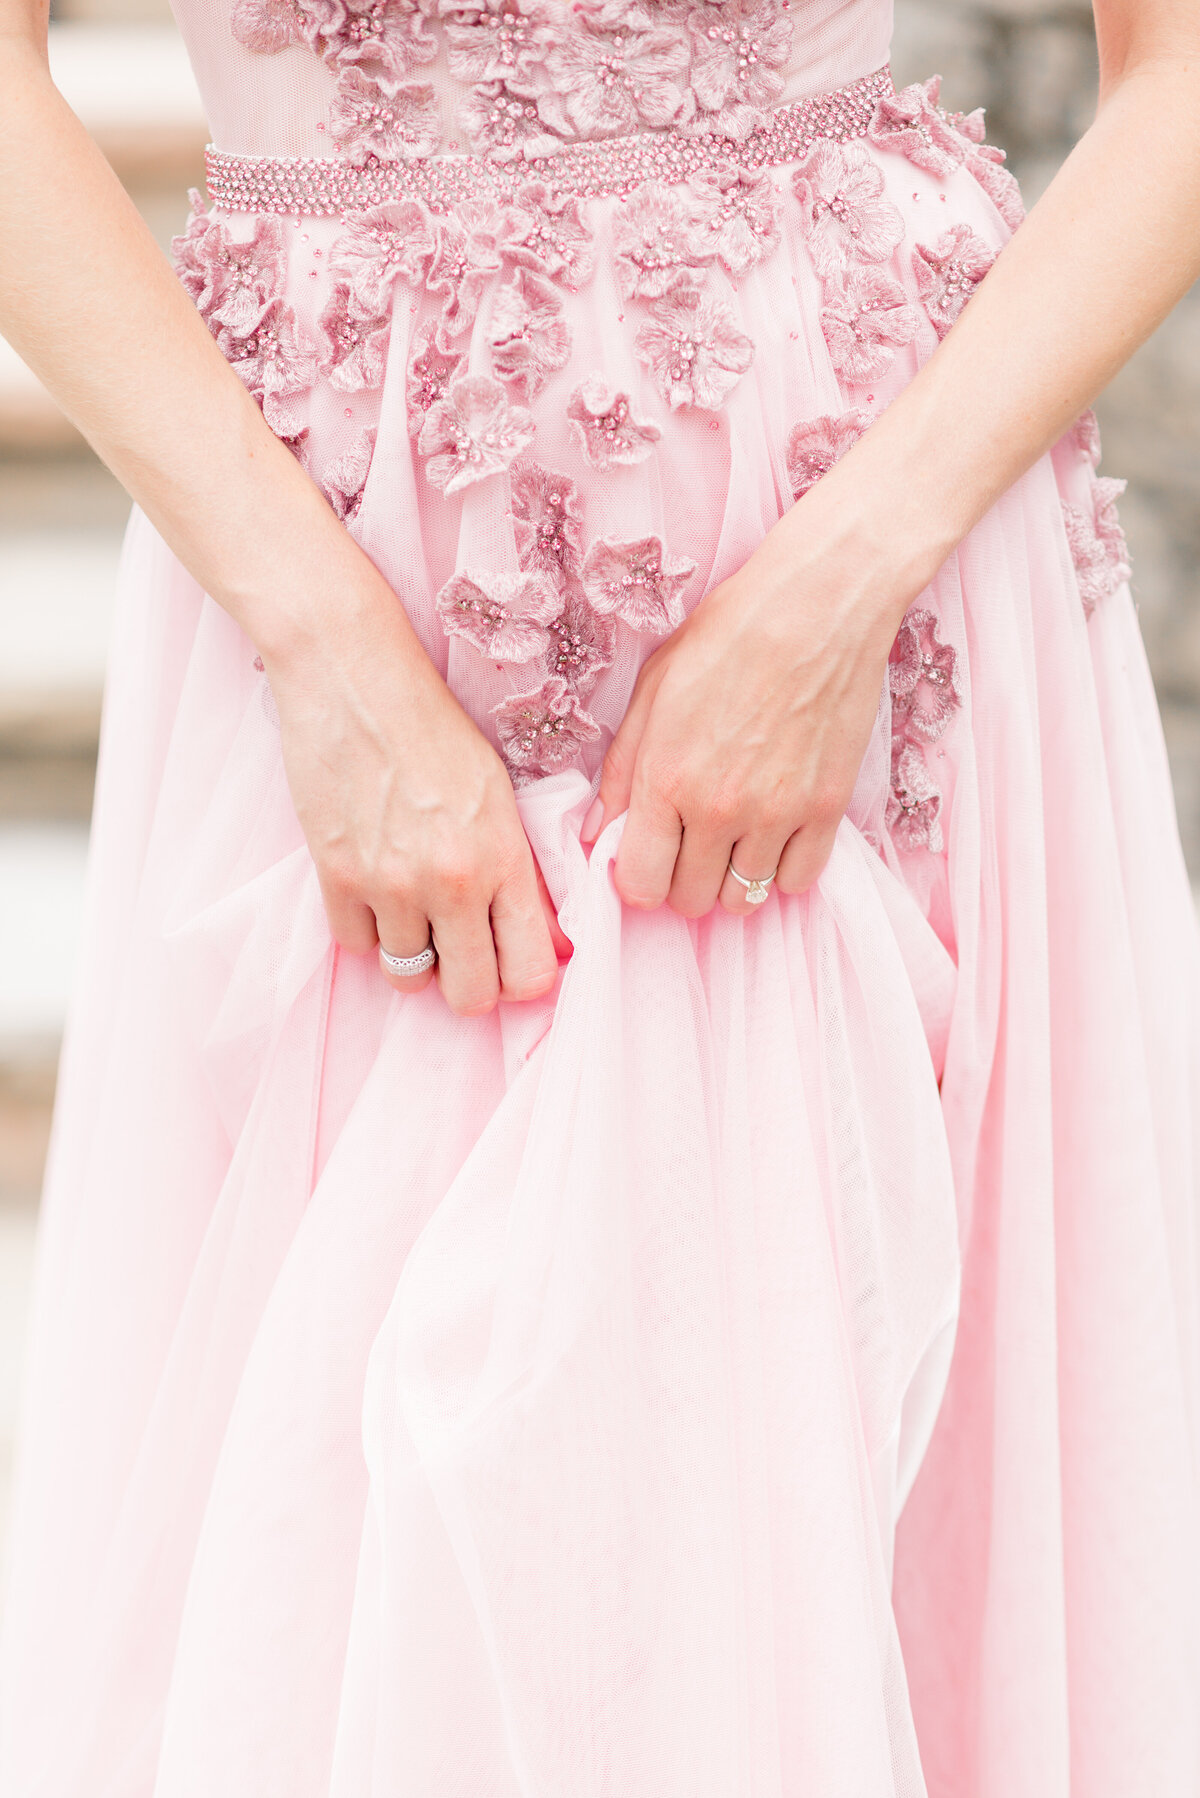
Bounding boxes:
[727,861,777,906]
[379,941,437,977]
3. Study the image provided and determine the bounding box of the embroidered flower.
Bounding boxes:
[912,224,996,339]
[406,320,466,436]
[444,0,552,85]
[510,461,584,588]
[581,534,696,635]
[320,0,437,77]
[317,282,392,390]
[492,676,601,780]
[545,20,690,138]
[887,737,946,854]
[230,0,305,54]
[635,288,753,411]
[458,81,569,159]
[1062,477,1131,617]
[426,212,504,340]
[321,428,376,520]
[820,267,920,384]
[172,199,287,338]
[785,407,868,497]
[685,163,780,277]
[488,269,572,399]
[1070,408,1102,467]
[436,569,562,660]
[329,70,441,162]
[504,182,595,287]
[793,140,905,279]
[419,374,535,493]
[868,75,969,180]
[685,0,791,139]
[964,142,1025,231]
[542,586,617,691]
[566,376,662,469]
[217,299,319,432]
[612,183,711,300]
[330,200,436,312]
[888,606,962,742]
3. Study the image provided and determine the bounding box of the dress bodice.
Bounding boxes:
[169,0,894,161]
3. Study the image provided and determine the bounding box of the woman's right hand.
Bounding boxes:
[263,605,566,1016]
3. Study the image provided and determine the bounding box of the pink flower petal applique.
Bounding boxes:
[172,197,288,337]
[317,282,393,390]
[328,70,441,162]
[487,269,572,400]
[492,676,602,781]
[216,298,319,421]
[867,74,968,180]
[1069,408,1102,468]
[330,200,436,313]
[684,0,791,139]
[406,320,467,437]
[457,81,569,159]
[888,605,962,743]
[418,373,536,493]
[785,407,869,498]
[321,0,437,78]
[321,427,377,520]
[230,0,304,53]
[444,0,553,85]
[792,139,905,279]
[426,212,504,341]
[820,266,921,384]
[566,376,662,470]
[911,223,996,339]
[635,288,753,411]
[581,534,696,635]
[435,569,563,661]
[612,182,712,301]
[542,585,617,692]
[505,182,595,288]
[966,142,1026,230]
[887,736,946,854]
[545,19,690,138]
[1062,476,1132,617]
[685,163,780,277]
[510,461,585,589]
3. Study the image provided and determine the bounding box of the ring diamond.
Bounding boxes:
[727,862,777,906]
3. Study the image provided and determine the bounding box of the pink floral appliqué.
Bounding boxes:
[686,164,780,277]
[886,603,962,855]
[947,101,1026,230]
[329,70,441,162]
[330,200,436,313]
[793,139,905,280]
[635,288,753,411]
[325,0,438,78]
[566,376,661,470]
[230,0,307,55]
[545,19,690,138]
[436,569,563,660]
[612,183,710,301]
[1069,408,1102,468]
[505,182,595,288]
[581,535,696,635]
[419,374,535,493]
[888,739,947,855]
[317,282,392,390]
[820,267,920,384]
[487,270,572,399]
[911,224,996,339]
[510,462,584,589]
[868,75,971,181]
[172,197,287,338]
[1062,477,1131,617]
[457,80,568,160]
[444,0,552,86]
[321,428,376,520]
[492,676,601,781]
[785,408,868,498]
[217,298,319,435]
[406,321,466,437]
[542,587,617,692]
[426,210,505,341]
[685,0,792,140]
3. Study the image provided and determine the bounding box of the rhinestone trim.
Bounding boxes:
[205,65,894,218]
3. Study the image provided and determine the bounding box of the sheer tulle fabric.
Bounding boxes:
[3,2,1200,1794]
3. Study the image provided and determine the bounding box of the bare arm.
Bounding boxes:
[0,8,562,1010]
[589,0,1200,917]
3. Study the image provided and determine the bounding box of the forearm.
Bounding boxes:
[0,39,414,671]
[769,53,1200,617]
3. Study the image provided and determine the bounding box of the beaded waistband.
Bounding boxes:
[205,64,894,218]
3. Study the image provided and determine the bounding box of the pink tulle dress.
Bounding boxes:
[3,0,1200,1791]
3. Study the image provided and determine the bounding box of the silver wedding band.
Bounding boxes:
[727,861,778,906]
[379,941,437,978]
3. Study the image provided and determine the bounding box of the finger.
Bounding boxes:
[490,864,561,1002]
[775,822,837,897]
[720,829,791,915]
[533,856,574,961]
[581,669,657,845]
[320,880,379,955]
[428,901,502,1017]
[614,786,683,910]
[374,901,437,994]
[667,823,733,919]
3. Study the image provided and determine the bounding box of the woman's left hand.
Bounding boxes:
[580,518,914,917]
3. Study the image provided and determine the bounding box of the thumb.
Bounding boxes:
[580,672,656,845]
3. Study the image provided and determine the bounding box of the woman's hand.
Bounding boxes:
[265,601,567,1014]
[581,509,915,917]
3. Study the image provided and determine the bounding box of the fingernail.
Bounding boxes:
[580,797,604,844]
